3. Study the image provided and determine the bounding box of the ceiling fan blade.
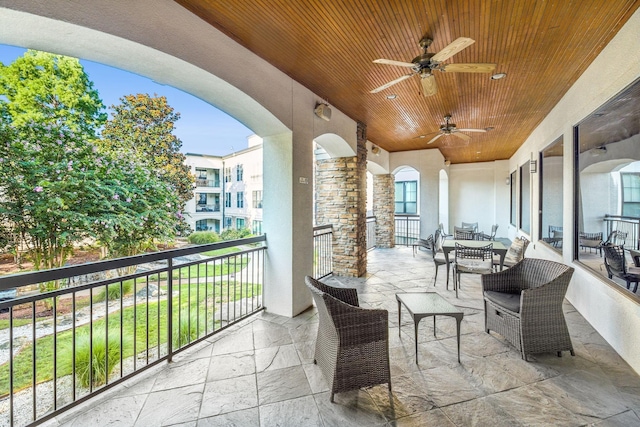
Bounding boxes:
[370,74,414,93]
[414,131,439,140]
[420,74,438,96]
[373,58,415,68]
[451,132,471,141]
[431,37,475,62]
[427,133,444,144]
[442,63,497,73]
[457,128,487,133]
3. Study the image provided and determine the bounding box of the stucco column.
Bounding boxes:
[373,174,395,248]
[315,123,367,276]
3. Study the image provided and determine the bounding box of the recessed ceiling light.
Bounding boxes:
[386,94,397,99]
[418,135,426,138]
[491,73,507,80]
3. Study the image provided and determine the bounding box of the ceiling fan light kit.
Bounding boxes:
[371,35,497,97]
[419,114,488,144]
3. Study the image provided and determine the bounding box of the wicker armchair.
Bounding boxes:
[305,276,391,402]
[482,258,575,360]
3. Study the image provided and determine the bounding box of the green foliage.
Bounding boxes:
[0,51,190,267]
[0,50,106,137]
[173,312,198,349]
[220,228,252,241]
[0,121,107,269]
[93,281,134,303]
[100,93,195,205]
[72,332,123,388]
[188,231,221,245]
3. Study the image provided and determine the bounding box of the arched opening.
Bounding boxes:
[393,166,420,244]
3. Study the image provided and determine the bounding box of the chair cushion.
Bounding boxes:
[434,252,447,264]
[580,239,601,248]
[456,259,492,274]
[484,290,521,313]
[505,238,525,264]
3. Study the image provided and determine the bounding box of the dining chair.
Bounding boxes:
[461,222,479,233]
[603,244,640,293]
[604,230,628,246]
[454,226,476,240]
[427,232,447,286]
[453,242,493,298]
[480,224,499,241]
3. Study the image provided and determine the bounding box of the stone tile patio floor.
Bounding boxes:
[45,247,640,426]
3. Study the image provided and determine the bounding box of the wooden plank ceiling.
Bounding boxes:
[175,0,639,164]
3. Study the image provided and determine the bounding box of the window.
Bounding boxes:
[236,218,245,229]
[394,181,417,214]
[224,167,231,183]
[224,217,232,229]
[236,191,244,208]
[539,137,564,253]
[236,164,243,181]
[197,193,207,205]
[195,220,208,231]
[252,220,262,234]
[252,190,263,208]
[225,193,231,208]
[519,162,531,234]
[622,173,640,217]
[510,171,517,226]
[196,168,207,180]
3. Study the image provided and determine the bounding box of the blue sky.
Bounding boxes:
[0,44,252,156]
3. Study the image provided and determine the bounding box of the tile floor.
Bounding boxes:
[44,247,640,426]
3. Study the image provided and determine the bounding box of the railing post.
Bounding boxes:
[167,257,173,363]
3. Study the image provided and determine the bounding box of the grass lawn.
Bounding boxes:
[0,280,262,396]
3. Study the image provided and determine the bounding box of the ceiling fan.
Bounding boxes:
[371,36,496,96]
[418,115,488,144]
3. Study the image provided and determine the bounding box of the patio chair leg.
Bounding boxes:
[330,392,335,403]
[557,351,562,357]
[570,350,575,356]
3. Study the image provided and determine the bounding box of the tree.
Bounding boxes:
[0,50,106,136]
[0,50,106,270]
[0,52,187,272]
[100,94,195,204]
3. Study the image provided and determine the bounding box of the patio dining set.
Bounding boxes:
[305,224,576,402]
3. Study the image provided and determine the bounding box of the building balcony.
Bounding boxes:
[195,179,221,188]
[34,247,640,426]
[195,204,220,213]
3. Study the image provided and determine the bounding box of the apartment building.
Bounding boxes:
[183,135,263,235]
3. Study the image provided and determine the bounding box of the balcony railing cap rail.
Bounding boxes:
[0,235,266,290]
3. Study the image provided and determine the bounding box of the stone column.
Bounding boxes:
[373,174,395,248]
[315,123,367,277]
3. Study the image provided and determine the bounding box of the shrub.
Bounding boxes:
[188,231,221,245]
[173,312,198,349]
[220,228,252,241]
[93,281,134,303]
[73,332,123,388]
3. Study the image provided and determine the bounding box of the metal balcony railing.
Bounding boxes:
[366,216,377,250]
[195,204,220,213]
[313,225,333,279]
[395,214,420,246]
[195,179,220,188]
[0,236,266,427]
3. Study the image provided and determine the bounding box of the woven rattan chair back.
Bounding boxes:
[304,276,391,402]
